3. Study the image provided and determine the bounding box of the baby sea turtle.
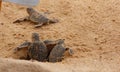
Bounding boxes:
[14,33,48,61]
[48,39,69,62]
[44,39,63,54]
[28,33,48,61]
[13,8,58,28]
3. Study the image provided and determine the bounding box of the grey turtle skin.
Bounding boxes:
[48,39,66,62]
[28,33,48,61]
[13,8,58,28]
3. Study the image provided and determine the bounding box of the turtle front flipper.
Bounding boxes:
[43,40,57,51]
[13,16,30,23]
[14,41,31,53]
[43,39,58,49]
[49,19,59,23]
[34,23,43,28]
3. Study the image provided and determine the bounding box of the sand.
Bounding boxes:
[0,0,120,72]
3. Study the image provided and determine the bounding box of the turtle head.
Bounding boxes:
[32,33,40,42]
[57,39,65,44]
[27,7,35,15]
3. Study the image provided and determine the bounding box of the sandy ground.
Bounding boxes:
[0,0,120,72]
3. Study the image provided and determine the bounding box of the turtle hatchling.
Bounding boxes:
[43,39,67,59]
[13,7,59,28]
[14,33,48,62]
[48,39,73,62]
[28,33,48,61]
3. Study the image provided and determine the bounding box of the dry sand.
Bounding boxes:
[0,0,120,72]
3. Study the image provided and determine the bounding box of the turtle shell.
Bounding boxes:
[29,11,49,23]
[28,41,48,62]
[48,44,66,62]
